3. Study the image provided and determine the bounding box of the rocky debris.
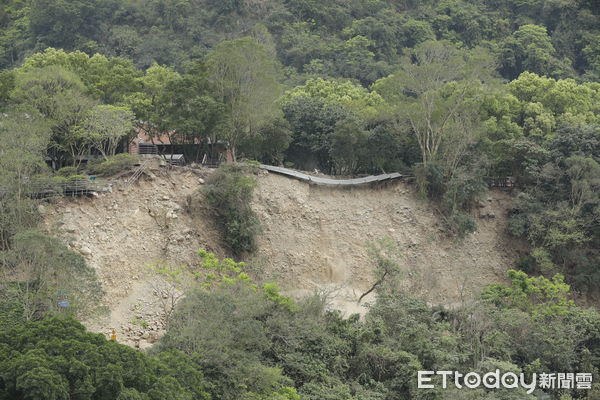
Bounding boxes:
[44,165,520,347]
[43,166,221,347]
[478,198,498,219]
[79,247,92,256]
[252,174,521,313]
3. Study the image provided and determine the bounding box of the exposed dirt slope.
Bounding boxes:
[42,166,223,348]
[252,172,522,313]
[42,166,522,347]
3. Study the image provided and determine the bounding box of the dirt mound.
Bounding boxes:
[42,166,524,347]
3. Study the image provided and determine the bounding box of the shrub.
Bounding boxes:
[56,166,78,177]
[202,163,260,256]
[445,212,477,238]
[88,153,138,176]
[0,230,105,323]
[0,318,210,400]
[415,163,486,238]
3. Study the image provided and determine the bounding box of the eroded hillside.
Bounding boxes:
[42,166,522,347]
[252,172,523,314]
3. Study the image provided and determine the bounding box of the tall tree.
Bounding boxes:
[82,104,135,160]
[0,107,50,250]
[206,37,282,161]
[124,63,181,143]
[11,66,96,167]
[373,41,494,169]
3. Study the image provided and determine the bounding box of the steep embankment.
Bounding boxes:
[42,167,224,348]
[42,166,522,347]
[252,172,522,314]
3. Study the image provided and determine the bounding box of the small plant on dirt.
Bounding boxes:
[88,153,138,176]
[359,236,403,302]
[201,163,260,256]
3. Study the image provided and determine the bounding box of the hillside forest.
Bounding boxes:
[0,0,599,399]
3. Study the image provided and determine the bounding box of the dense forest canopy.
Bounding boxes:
[0,0,598,80]
[0,0,599,399]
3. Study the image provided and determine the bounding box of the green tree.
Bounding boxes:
[82,104,134,160]
[159,60,227,161]
[155,283,297,400]
[11,66,96,167]
[500,24,572,79]
[0,318,210,399]
[358,237,403,302]
[201,163,260,256]
[373,41,494,168]
[20,48,142,104]
[206,37,282,161]
[15,367,69,400]
[282,96,353,172]
[124,63,181,142]
[329,117,368,175]
[282,77,384,121]
[0,107,51,250]
[0,230,104,322]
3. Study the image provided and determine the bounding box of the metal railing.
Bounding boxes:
[259,165,403,186]
[0,178,109,199]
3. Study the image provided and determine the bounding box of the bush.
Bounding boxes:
[56,166,78,177]
[415,163,486,238]
[88,153,138,176]
[202,163,260,256]
[445,212,477,238]
[0,230,105,323]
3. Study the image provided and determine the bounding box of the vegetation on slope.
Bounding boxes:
[3,252,600,399]
[0,1,599,398]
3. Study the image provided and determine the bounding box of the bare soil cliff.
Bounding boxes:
[252,172,523,315]
[42,166,522,347]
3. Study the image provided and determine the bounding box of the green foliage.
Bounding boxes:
[500,24,568,79]
[282,78,384,121]
[0,107,51,249]
[206,37,282,161]
[474,271,600,375]
[329,117,369,175]
[87,153,138,177]
[359,237,403,300]
[482,270,575,316]
[282,96,353,172]
[499,119,600,292]
[239,116,292,165]
[155,283,297,400]
[0,5,600,399]
[202,164,260,256]
[19,48,142,103]
[10,65,97,167]
[82,104,135,160]
[0,230,104,324]
[0,318,210,400]
[414,162,486,238]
